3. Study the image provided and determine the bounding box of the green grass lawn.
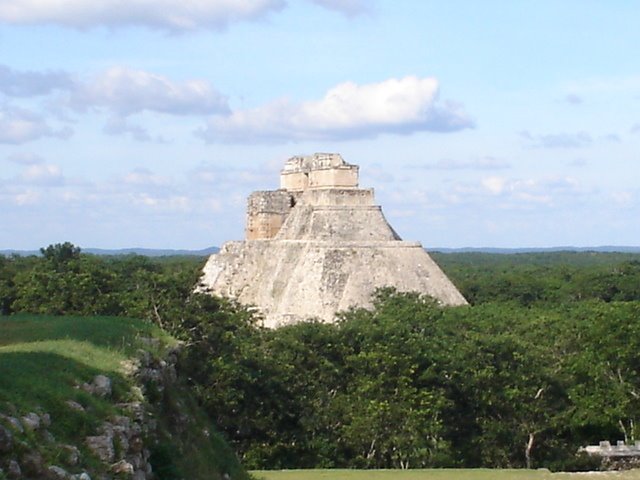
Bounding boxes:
[251,469,640,480]
[0,314,174,351]
[0,314,249,480]
[0,315,173,444]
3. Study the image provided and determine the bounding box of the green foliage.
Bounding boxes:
[431,251,640,305]
[252,469,640,480]
[4,244,640,471]
[183,290,640,470]
[149,443,181,480]
[2,243,204,318]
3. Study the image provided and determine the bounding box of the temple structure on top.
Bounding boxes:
[198,153,467,328]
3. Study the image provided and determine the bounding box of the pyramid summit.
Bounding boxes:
[198,153,467,327]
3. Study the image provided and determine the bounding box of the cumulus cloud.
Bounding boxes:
[416,156,510,170]
[72,66,229,117]
[20,163,65,186]
[0,106,72,144]
[189,163,275,189]
[198,76,473,143]
[0,65,73,97]
[478,175,589,207]
[482,176,508,195]
[611,191,633,207]
[602,133,621,143]
[6,152,44,165]
[122,167,170,187]
[520,130,592,149]
[568,158,587,167]
[0,0,372,31]
[311,0,371,16]
[563,94,583,105]
[103,116,152,142]
[0,0,286,32]
[12,189,41,206]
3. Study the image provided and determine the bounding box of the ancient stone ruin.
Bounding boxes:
[580,441,640,469]
[198,153,467,328]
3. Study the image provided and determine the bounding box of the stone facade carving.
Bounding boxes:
[198,153,467,328]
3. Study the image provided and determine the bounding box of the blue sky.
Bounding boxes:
[1,0,638,249]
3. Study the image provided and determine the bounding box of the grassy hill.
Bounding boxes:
[0,314,249,480]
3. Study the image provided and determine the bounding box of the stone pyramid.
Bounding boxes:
[198,153,467,327]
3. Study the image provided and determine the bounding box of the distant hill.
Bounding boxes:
[0,246,220,257]
[84,246,220,257]
[429,246,640,254]
[3,245,640,257]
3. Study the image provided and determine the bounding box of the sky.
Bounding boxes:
[0,0,639,250]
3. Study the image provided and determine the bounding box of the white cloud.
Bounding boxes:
[520,130,592,149]
[391,175,591,214]
[477,175,588,208]
[131,193,190,211]
[0,0,372,31]
[189,163,274,188]
[198,76,473,143]
[0,65,72,97]
[565,75,640,96]
[568,158,587,167]
[602,133,621,143]
[13,189,41,206]
[611,191,633,207]
[563,94,583,105]
[0,0,286,32]
[416,156,510,170]
[103,116,152,142]
[6,152,44,165]
[73,66,229,116]
[20,163,64,186]
[123,168,170,187]
[311,0,371,16]
[482,176,507,195]
[0,106,71,144]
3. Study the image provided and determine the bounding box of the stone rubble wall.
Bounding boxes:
[0,347,182,480]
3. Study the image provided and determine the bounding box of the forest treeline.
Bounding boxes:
[2,242,640,471]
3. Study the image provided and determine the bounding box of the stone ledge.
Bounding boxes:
[245,239,423,248]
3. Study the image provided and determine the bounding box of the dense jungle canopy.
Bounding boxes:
[2,243,640,471]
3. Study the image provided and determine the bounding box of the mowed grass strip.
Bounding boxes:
[251,469,640,480]
[0,314,173,443]
[0,314,175,352]
[0,339,128,372]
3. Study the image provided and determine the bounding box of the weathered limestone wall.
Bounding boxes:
[280,171,309,191]
[245,190,293,240]
[300,188,373,206]
[275,205,401,241]
[308,167,358,189]
[280,153,359,191]
[198,152,468,327]
[200,239,467,328]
